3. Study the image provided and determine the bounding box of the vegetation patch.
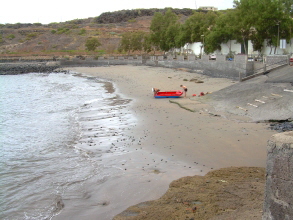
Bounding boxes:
[78,29,86,35]
[25,33,39,41]
[85,37,101,51]
[6,34,15,40]
[56,28,71,34]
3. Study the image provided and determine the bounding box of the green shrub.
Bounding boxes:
[26,32,38,38]
[6,34,15,40]
[128,19,136,23]
[57,28,70,34]
[85,37,101,51]
[97,50,105,55]
[25,32,39,41]
[33,23,42,26]
[51,30,56,34]
[78,29,86,35]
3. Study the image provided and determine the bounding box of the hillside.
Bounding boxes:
[0,8,194,57]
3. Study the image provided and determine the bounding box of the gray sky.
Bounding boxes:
[1,0,233,24]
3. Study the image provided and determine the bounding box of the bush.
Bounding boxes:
[6,34,15,40]
[26,33,38,40]
[33,23,42,26]
[56,28,70,34]
[51,30,57,34]
[85,37,101,51]
[128,19,136,23]
[78,29,86,35]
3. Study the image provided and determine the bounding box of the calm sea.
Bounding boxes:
[0,72,135,219]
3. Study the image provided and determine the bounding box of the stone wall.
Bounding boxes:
[263,131,293,220]
[1,55,289,79]
[265,55,289,71]
[58,56,247,80]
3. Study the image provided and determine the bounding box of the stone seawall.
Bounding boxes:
[0,62,61,75]
[60,58,243,80]
[263,131,293,219]
[0,54,289,80]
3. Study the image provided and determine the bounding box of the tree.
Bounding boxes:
[118,31,152,55]
[233,0,293,54]
[181,11,219,44]
[165,22,181,54]
[204,10,237,54]
[85,37,101,51]
[280,0,293,16]
[131,31,145,54]
[118,32,132,54]
[142,33,153,54]
[150,8,180,52]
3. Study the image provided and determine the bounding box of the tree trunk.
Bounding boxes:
[242,37,247,54]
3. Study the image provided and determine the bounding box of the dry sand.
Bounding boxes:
[56,66,276,219]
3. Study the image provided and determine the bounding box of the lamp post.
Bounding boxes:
[201,35,204,57]
[277,22,280,54]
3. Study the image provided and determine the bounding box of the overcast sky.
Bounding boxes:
[1,0,234,24]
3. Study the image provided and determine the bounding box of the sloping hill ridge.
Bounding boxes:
[0,8,195,56]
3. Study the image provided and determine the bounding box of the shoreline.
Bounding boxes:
[55,65,276,219]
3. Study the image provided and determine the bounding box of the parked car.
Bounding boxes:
[209,54,216,60]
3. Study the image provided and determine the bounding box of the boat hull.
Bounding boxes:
[154,90,183,98]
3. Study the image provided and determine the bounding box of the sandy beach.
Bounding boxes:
[54,65,276,219]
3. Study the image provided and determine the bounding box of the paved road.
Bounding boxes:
[203,65,293,122]
[265,65,293,83]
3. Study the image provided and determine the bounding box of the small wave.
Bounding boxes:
[84,98,100,104]
[46,195,65,220]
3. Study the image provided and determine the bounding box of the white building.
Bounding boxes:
[184,39,293,56]
[198,6,218,11]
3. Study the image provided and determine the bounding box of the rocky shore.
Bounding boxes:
[0,62,60,75]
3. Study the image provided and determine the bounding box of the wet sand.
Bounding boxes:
[55,66,276,219]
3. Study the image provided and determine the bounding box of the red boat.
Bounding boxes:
[154,90,183,98]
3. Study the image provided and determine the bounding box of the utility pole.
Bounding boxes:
[277,22,280,54]
[201,35,204,57]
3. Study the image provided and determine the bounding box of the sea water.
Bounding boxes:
[0,72,135,219]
